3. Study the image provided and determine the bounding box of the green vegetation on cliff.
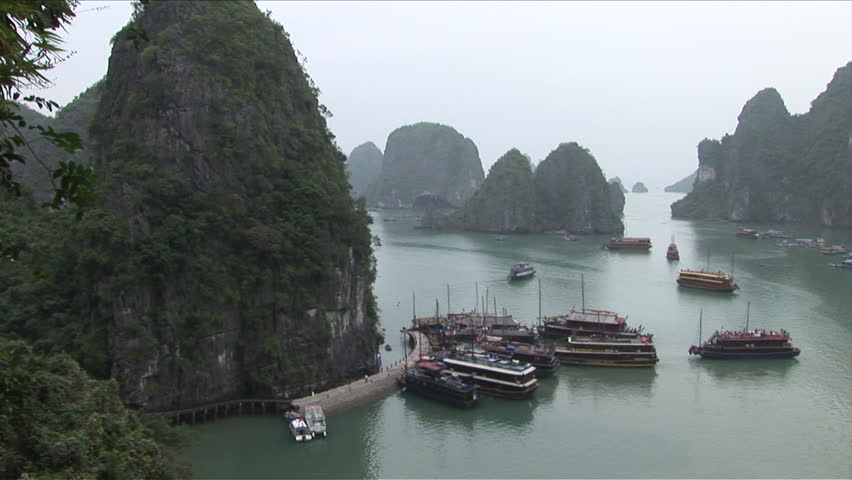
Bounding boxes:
[534,143,624,234]
[1,1,380,411]
[346,141,383,197]
[435,143,623,234]
[672,62,852,226]
[451,149,536,232]
[0,337,189,479]
[365,122,484,208]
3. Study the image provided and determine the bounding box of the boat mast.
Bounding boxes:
[581,273,585,312]
[745,301,750,331]
[698,308,703,345]
[447,284,451,317]
[485,287,489,319]
[538,277,542,327]
[493,297,497,317]
[412,291,416,326]
[475,282,479,315]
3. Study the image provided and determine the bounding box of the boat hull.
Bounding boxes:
[677,279,738,292]
[690,349,800,359]
[402,375,479,408]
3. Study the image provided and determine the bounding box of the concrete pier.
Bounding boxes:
[292,330,427,416]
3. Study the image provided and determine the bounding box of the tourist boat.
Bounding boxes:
[689,329,800,359]
[759,229,790,239]
[688,306,800,359]
[508,262,536,280]
[602,237,652,250]
[676,269,738,292]
[401,359,480,408]
[830,258,852,269]
[479,340,560,377]
[736,227,759,239]
[303,405,327,438]
[539,308,641,338]
[454,326,538,344]
[820,245,847,255]
[438,351,539,399]
[555,334,659,367]
[283,411,314,442]
[666,242,679,260]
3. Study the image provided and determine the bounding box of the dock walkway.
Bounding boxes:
[292,330,427,416]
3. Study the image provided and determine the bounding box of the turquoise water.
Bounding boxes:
[183,193,852,478]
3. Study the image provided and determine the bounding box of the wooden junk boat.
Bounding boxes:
[689,329,800,359]
[437,351,539,399]
[479,340,560,377]
[602,237,652,250]
[677,269,738,292]
[401,359,480,408]
[736,227,760,239]
[555,334,659,367]
[539,307,642,338]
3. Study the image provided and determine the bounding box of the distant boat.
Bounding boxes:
[830,258,852,269]
[563,234,577,241]
[736,227,759,239]
[494,235,506,241]
[508,262,536,281]
[820,245,847,255]
[602,237,652,250]
[384,344,392,351]
[677,269,738,292]
[666,242,679,261]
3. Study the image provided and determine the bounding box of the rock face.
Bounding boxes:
[365,122,484,208]
[535,143,624,233]
[608,176,628,194]
[449,149,536,232]
[87,2,380,409]
[608,179,626,215]
[425,144,622,234]
[664,170,697,193]
[672,62,852,226]
[10,81,102,202]
[632,182,648,193]
[345,141,382,197]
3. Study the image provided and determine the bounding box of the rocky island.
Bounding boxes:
[428,143,624,234]
[365,122,484,208]
[632,182,648,193]
[1,1,382,412]
[346,141,383,198]
[671,62,852,227]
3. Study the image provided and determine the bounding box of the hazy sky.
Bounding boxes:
[30,1,852,190]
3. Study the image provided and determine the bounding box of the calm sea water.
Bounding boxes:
[182,193,852,478]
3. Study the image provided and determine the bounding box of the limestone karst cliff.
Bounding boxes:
[365,122,484,208]
[671,62,852,226]
[447,149,536,232]
[632,182,648,193]
[664,170,697,193]
[429,143,623,233]
[2,1,381,411]
[346,141,383,197]
[535,143,624,234]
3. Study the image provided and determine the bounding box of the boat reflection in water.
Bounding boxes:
[688,358,798,384]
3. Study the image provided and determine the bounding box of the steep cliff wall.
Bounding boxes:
[346,141,383,197]
[448,149,536,232]
[81,2,379,409]
[10,81,102,202]
[608,179,625,216]
[671,62,852,226]
[534,143,624,234]
[366,122,484,208]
